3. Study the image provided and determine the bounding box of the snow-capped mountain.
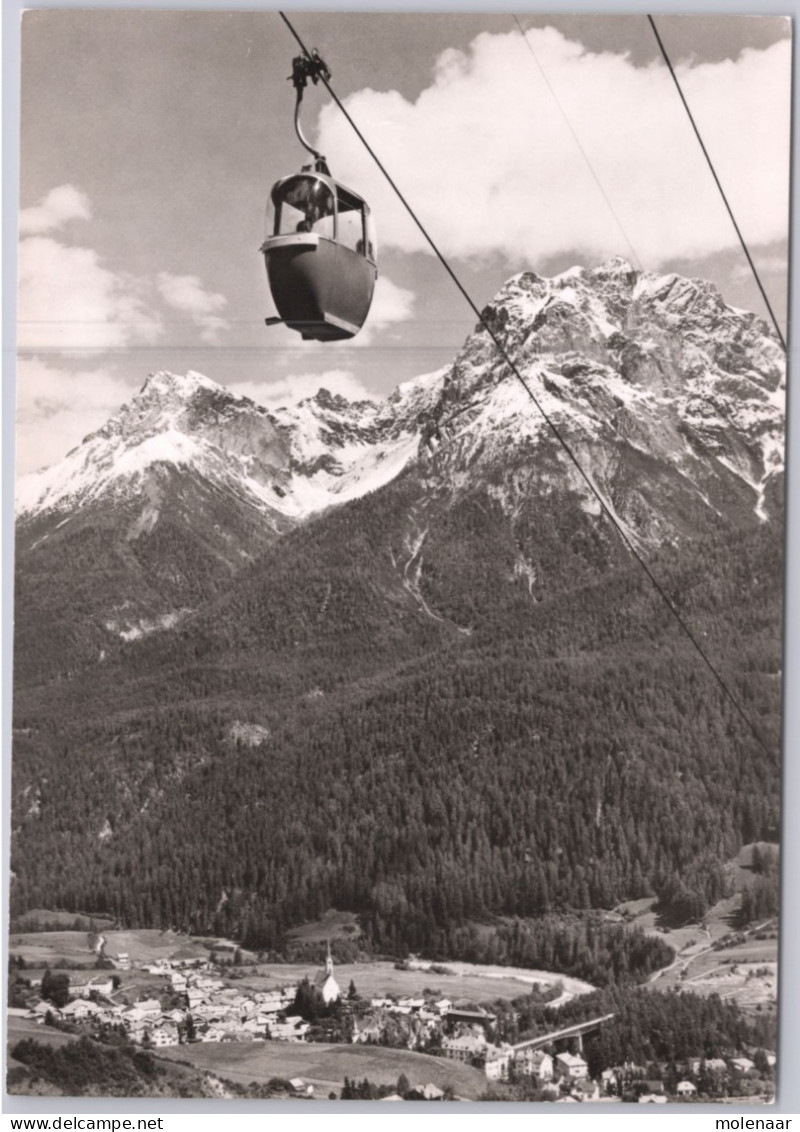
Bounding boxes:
[419,259,784,538]
[12,260,787,943]
[14,258,784,679]
[18,258,784,536]
[15,369,438,525]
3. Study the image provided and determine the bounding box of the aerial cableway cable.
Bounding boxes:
[510,14,644,272]
[647,14,787,352]
[509,14,778,461]
[277,11,775,760]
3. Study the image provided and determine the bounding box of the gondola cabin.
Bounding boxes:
[262,172,377,341]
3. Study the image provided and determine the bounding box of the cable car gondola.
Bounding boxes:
[262,52,377,342]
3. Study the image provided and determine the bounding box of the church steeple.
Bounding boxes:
[313,938,340,1004]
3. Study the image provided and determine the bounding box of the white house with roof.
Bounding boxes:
[136,999,162,1018]
[414,1084,445,1101]
[61,999,104,1020]
[485,1045,514,1080]
[572,1079,599,1102]
[442,1032,487,1063]
[149,1023,180,1047]
[515,1049,554,1081]
[555,1052,588,1080]
[71,977,114,999]
[676,1080,697,1097]
[600,1068,618,1094]
[268,1015,309,1042]
[256,991,289,1014]
[30,1001,57,1021]
[689,1057,727,1075]
[122,1010,149,1039]
[193,976,224,991]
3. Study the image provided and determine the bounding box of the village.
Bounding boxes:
[8,941,776,1103]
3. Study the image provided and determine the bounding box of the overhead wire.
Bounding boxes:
[511,15,643,272]
[510,15,781,445]
[277,11,775,759]
[647,14,787,351]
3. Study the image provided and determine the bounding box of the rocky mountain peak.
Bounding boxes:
[140,368,220,400]
[13,259,786,689]
[308,387,369,413]
[16,261,785,542]
[411,258,786,541]
[91,369,266,448]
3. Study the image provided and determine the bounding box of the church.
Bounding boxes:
[313,941,341,1004]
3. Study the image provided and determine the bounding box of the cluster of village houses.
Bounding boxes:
[20,957,302,1048]
[367,1000,773,1101]
[16,948,775,1101]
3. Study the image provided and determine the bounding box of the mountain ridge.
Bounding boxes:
[17,257,784,533]
[10,258,786,951]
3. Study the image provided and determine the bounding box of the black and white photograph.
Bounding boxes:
[7,9,791,1107]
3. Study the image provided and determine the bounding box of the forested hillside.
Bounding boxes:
[11,483,782,956]
[496,985,776,1070]
[11,262,784,963]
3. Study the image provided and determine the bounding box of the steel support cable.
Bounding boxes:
[647,15,787,352]
[511,14,643,272]
[277,11,774,758]
[512,16,777,491]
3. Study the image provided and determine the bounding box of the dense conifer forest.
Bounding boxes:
[11,460,782,963]
[498,985,776,1072]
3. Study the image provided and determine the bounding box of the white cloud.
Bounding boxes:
[15,356,133,475]
[731,254,787,282]
[352,275,416,347]
[227,369,377,409]
[19,184,91,235]
[157,272,230,343]
[18,236,163,351]
[316,29,790,267]
[18,187,231,352]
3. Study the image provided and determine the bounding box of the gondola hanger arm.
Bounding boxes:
[288,50,331,174]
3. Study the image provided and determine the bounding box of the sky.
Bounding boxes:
[15,11,792,475]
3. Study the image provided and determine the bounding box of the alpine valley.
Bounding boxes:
[12,259,785,966]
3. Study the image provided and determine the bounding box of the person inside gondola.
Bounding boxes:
[295,196,329,234]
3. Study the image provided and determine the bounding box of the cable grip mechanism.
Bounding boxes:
[288,50,332,174]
